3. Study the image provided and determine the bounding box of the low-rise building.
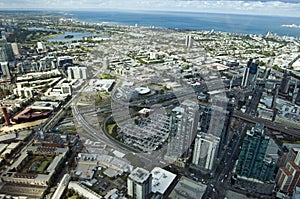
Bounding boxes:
[168,176,207,199]
[68,181,103,199]
[1,146,68,187]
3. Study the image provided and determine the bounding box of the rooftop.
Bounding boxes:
[151,167,177,195]
[169,176,207,199]
[128,167,151,184]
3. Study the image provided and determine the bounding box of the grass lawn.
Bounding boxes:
[37,161,49,173]
[107,124,117,135]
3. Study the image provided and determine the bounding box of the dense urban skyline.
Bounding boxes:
[0,6,300,199]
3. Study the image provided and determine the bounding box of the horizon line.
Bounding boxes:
[0,8,300,19]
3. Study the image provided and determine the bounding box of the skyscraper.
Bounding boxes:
[0,39,14,78]
[127,167,152,199]
[272,85,279,109]
[185,35,193,49]
[11,43,20,56]
[0,62,11,78]
[199,98,233,158]
[0,39,15,63]
[241,59,259,88]
[191,132,220,171]
[67,66,88,79]
[280,71,291,94]
[241,67,250,88]
[165,100,199,167]
[235,123,275,182]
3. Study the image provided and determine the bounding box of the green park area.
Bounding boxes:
[19,155,54,174]
[37,160,50,173]
[98,73,116,79]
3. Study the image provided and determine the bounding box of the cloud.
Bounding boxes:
[1,0,300,17]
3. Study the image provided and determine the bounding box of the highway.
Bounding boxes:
[72,100,161,168]
[70,69,162,169]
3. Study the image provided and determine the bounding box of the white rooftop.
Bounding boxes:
[151,167,177,195]
[135,87,151,95]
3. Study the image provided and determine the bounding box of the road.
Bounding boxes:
[71,69,161,169]
[233,111,300,138]
[72,101,160,168]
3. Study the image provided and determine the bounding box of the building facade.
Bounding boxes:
[68,66,88,79]
[165,100,199,167]
[235,123,275,182]
[192,132,220,171]
[127,167,152,199]
[0,39,15,63]
[276,148,300,194]
[280,71,291,94]
[241,59,258,88]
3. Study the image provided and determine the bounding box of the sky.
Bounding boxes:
[1,0,300,17]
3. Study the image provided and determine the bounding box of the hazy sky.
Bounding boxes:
[1,0,300,17]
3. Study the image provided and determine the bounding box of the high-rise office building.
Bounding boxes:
[280,71,291,94]
[0,40,14,78]
[241,59,259,88]
[235,123,275,182]
[276,148,300,194]
[165,100,199,167]
[185,35,193,49]
[11,43,20,56]
[241,67,250,88]
[199,99,233,158]
[68,66,88,79]
[272,85,279,109]
[191,132,220,171]
[0,62,11,78]
[127,167,152,199]
[0,39,15,63]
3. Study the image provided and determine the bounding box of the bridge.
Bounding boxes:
[233,111,300,138]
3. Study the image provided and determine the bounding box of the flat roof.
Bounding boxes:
[51,174,71,199]
[10,152,28,170]
[169,176,207,199]
[30,101,59,110]
[0,134,16,142]
[47,156,63,173]
[104,168,122,178]
[68,181,102,199]
[129,167,151,184]
[151,167,177,195]
[7,141,22,150]
[0,144,8,154]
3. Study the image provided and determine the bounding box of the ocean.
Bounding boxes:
[68,10,300,37]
